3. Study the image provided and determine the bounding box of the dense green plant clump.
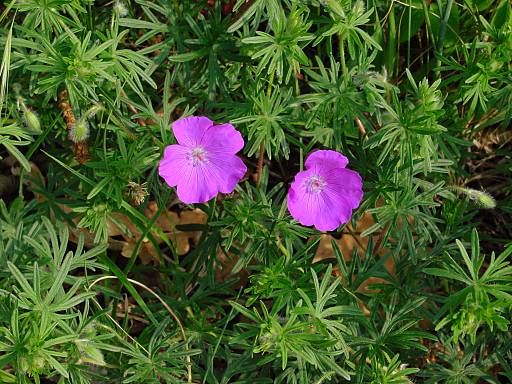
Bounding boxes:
[0,0,511,382]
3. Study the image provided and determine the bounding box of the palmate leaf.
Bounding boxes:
[242,6,313,84]
[12,0,87,32]
[228,0,283,33]
[167,9,244,101]
[3,250,86,378]
[231,85,293,159]
[12,21,156,105]
[296,54,381,146]
[7,221,98,316]
[230,266,359,381]
[0,22,32,172]
[319,1,381,54]
[425,229,512,342]
[425,229,512,305]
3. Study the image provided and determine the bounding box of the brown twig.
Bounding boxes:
[373,224,389,256]
[256,142,264,186]
[120,89,146,126]
[344,224,367,253]
[58,90,91,164]
[355,117,367,136]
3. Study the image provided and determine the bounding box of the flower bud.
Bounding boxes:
[32,356,46,370]
[85,103,103,118]
[470,190,496,209]
[451,186,496,209]
[489,59,502,72]
[23,109,41,134]
[76,66,93,77]
[18,357,29,372]
[19,98,41,134]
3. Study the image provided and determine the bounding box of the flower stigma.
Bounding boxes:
[189,146,208,166]
[305,175,326,194]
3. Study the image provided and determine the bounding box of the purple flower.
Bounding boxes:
[287,150,363,231]
[159,116,247,204]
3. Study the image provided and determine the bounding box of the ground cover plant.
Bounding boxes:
[0,0,511,382]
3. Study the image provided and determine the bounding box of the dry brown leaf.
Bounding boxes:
[215,248,250,289]
[113,203,207,263]
[58,199,208,264]
[5,156,45,202]
[313,212,395,294]
[121,238,158,265]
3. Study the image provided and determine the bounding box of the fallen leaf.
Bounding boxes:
[313,212,395,294]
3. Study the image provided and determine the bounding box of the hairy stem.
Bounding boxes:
[339,35,347,78]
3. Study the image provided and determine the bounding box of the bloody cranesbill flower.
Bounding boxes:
[159,116,247,204]
[287,150,363,231]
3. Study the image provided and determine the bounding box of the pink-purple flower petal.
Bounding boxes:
[324,168,363,209]
[158,145,189,187]
[202,123,245,154]
[159,116,246,204]
[172,116,213,147]
[175,165,220,204]
[305,149,348,171]
[287,150,363,232]
[206,153,247,194]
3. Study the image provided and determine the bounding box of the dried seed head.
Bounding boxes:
[74,141,91,164]
[69,119,90,143]
[127,181,148,206]
[113,0,128,17]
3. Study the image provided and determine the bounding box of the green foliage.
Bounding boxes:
[320,0,381,55]
[0,218,107,381]
[422,339,499,384]
[243,6,313,85]
[425,229,512,344]
[367,353,418,384]
[230,265,357,381]
[0,0,511,382]
[231,85,294,159]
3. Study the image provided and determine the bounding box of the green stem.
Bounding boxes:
[257,68,276,186]
[407,0,411,67]
[420,0,435,62]
[339,35,347,77]
[436,0,454,78]
[267,67,275,97]
[385,4,396,79]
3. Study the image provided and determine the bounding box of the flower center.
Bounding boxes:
[188,146,208,166]
[305,175,326,194]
